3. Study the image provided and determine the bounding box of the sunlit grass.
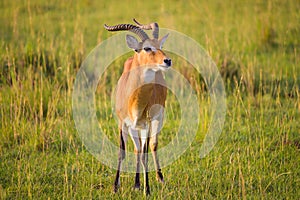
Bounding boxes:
[0,0,299,199]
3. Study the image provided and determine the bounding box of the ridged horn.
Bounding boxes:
[133,18,159,39]
[104,24,149,41]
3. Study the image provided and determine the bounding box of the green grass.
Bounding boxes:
[1,0,300,199]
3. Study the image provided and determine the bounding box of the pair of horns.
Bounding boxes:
[104,19,159,41]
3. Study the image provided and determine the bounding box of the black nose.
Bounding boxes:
[164,58,172,67]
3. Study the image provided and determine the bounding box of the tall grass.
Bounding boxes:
[0,0,299,199]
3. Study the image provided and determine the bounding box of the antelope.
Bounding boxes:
[104,19,172,195]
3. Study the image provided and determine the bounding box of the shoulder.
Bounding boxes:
[123,57,134,73]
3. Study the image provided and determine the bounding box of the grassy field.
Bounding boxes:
[1,0,300,199]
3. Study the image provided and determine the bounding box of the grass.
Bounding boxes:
[1,0,300,199]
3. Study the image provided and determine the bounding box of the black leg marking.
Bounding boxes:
[134,172,140,189]
[145,171,150,195]
[141,137,150,195]
[114,129,126,193]
[156,168,164,183]
[134,150,140,190]
[114,170,120,193]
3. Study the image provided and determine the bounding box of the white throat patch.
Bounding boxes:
[143,68,157,83]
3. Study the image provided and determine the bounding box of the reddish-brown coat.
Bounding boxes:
[115,50,168,129]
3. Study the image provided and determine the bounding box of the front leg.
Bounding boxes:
[129,127,141,190]
[141,129,150,195]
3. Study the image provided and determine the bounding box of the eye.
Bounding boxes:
[143,47,152,52]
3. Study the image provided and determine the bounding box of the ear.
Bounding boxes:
[126,35,140,51]
[159,33,169,49]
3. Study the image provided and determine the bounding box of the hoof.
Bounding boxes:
[156,171,164,183]
[144,187,150,196]
[133,183,140,191]
[113,185,119,193]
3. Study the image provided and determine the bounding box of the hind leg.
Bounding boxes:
[114,128,127,192]
[150,117,164,183]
